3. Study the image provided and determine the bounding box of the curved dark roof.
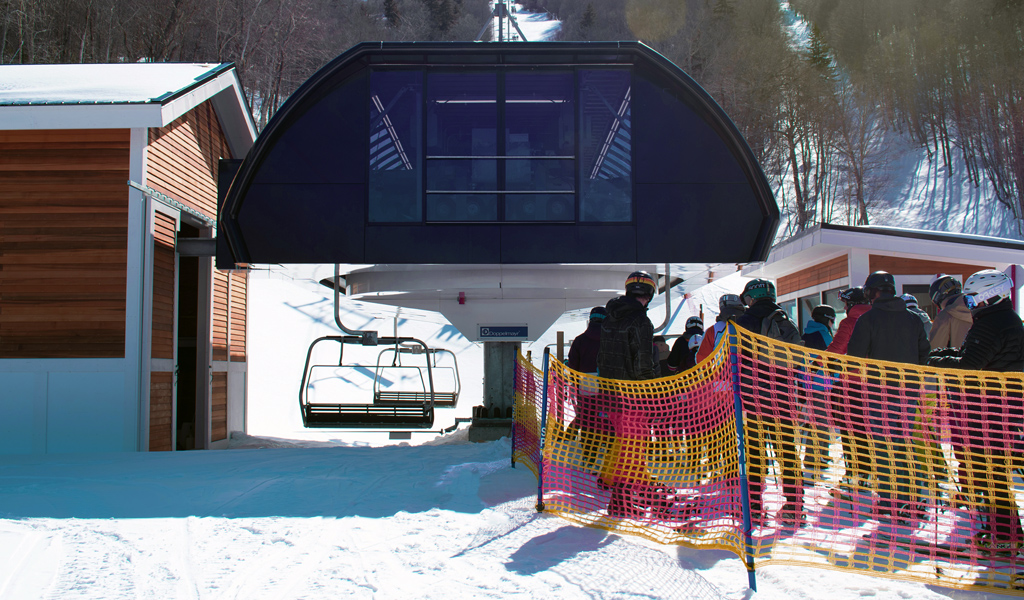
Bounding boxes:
[219,41,779,266]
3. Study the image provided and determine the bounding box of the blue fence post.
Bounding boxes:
[728,322,757,592]
[511,355,518,469]
[537,347,551,512]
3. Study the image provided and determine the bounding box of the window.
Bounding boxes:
[821,286,846,327]
[504,71,575,221]
[426,72,498,221]
[579,69,632,222]
[368,67,633,224]
[369,71,422,222]
[797,293,819,333]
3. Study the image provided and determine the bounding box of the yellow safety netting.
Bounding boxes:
[512,324,1024,594]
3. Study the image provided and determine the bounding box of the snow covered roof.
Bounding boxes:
[0,62,256,155]
[0,63,230,105]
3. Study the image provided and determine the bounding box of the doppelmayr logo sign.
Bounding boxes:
[479,325,528,339]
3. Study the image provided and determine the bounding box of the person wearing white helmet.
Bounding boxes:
[929,269,1024,554]
[900,293,932,329]
[694,293,746,363]
[666,315,705,373]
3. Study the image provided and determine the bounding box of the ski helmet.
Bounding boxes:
[929,275,962,307]
[863,271,896,294]
[962,269,1013,312]
[811,305,837,325]
[839,287,868,307]
[685,316,704,332]
[741,279,776,304]
[899,293,920,310]
[625,271,656,298]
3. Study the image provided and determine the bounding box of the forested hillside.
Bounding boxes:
[3,0,1021,236]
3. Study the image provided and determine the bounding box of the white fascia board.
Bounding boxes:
[163,70,256,156]
[210,83,257,156]
[0,103,164,130]
[821,228,1024,267]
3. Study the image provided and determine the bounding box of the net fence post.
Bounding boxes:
[728,322,757,592]
[537,347,551,512]
[511,352,518,468]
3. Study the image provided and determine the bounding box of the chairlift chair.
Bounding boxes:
[297,265,442,430]
[373,345,461,408]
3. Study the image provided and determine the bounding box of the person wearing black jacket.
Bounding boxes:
[596,272,667,519]
[666,316,704,373]
[846,271,929,525]
[929,269,1024,553]
[735,278,805,527]
[566,307,611,450]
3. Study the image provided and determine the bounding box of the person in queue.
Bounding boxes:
[666,316,705,373]
[929,274,971,350]
[901,293,932,330]
[694,294,747,363]
[928,269,1024,554]
[734,278,805,526]
[846,271,930,525]
[596,271,670,518]
[802,305,836,351]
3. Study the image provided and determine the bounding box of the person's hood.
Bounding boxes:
[870,295,908,312]
[716,306,745,322]
[804,320,832,338]
[745,299,781,319]
[605,295,647,320]
[943,293,974,323]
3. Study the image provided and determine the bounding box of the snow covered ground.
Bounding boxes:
[0,272,1015,599]
[0,427,1013,599]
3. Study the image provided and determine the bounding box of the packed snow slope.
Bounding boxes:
[0,432,1012,599]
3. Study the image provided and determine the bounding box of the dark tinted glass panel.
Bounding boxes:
[427,194,498,221]
[579,69,632,222]
[369,70,422,222]
[505,72,574,159]
[505,159,573,192]
[427,72,497,157]
[505,194,575,221]
[427,159,497,191]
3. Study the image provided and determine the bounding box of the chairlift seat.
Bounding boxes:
[302,402,434,429]
[300,334,440,430]
[374,390,458,408]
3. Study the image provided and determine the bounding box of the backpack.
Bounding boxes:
[760,308,803,344]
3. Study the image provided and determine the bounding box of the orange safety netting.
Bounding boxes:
[511,324,1024,594]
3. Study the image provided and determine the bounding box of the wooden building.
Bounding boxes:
[743,223,1024,331]
[0,63,256,454]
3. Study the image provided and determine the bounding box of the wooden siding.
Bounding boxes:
[213,269,229,361]
[868,255,993,283]
[152,212,176,360]
[777,255,849,296]
[0,129,129,358]
[212,371,227,442]
[147,101,231,219]
[150,371,174,452]
[230,271,247,361]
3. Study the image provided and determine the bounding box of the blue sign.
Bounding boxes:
[479,326,528,339]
